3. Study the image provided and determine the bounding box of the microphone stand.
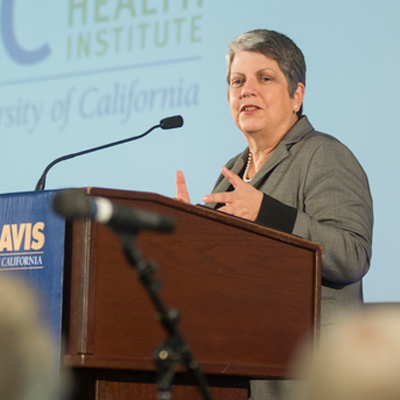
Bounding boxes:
[118,232,214,400]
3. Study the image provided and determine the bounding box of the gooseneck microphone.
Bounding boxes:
[35,115,184,191]
[53,189,175,233]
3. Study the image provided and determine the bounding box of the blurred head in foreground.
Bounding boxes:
[0,276,62,400]
[292,307,400,400]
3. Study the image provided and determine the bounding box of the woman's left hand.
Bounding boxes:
[202,167,263,221]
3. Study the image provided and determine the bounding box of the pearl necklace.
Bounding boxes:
[243,151,253,183]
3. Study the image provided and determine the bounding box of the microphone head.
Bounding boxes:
[160,115,184,130]
[53,189,93,220]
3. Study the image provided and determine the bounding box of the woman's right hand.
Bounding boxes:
[174,170,191,204]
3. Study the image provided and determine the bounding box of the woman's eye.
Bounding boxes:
[261,76,271,82]
[231,78,243,87]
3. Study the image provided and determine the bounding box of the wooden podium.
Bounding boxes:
[62,188,321,400]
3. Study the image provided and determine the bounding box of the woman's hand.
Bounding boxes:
[202,167,263,221]
[174,170,191,204]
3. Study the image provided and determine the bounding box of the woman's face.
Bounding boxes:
[228,51,303,141]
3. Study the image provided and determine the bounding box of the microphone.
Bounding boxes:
[35,115,184,191]
[53,189,175,233]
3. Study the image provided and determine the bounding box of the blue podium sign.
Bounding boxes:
[0,190,65,343]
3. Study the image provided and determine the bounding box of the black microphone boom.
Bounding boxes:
[35,115,184,191]
[53,189,175,233]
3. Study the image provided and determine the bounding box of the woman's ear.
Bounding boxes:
[293,82,305,111]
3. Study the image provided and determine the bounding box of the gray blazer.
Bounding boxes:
[209,116,373,327]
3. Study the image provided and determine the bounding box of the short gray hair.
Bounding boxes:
[226,29,306,116]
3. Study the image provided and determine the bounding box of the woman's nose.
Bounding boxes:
[241,79,257,97]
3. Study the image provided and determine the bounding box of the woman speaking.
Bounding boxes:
[175,29,373,399]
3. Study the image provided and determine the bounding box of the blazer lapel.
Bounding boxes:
[209,116,315,206]
[244,117,314,188]
[250,142,289,188]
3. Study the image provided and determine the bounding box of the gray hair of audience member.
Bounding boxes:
[0,276,61,400]
[226,29,306,117]
[291,308,400,400]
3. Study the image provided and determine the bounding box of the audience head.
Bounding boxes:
[0,276,63,400]
[291,307,400,400]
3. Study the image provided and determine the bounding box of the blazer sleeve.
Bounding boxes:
[291,139,373,286]
[256,138,372,287]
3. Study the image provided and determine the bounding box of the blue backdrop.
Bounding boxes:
[1,0,399,302]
